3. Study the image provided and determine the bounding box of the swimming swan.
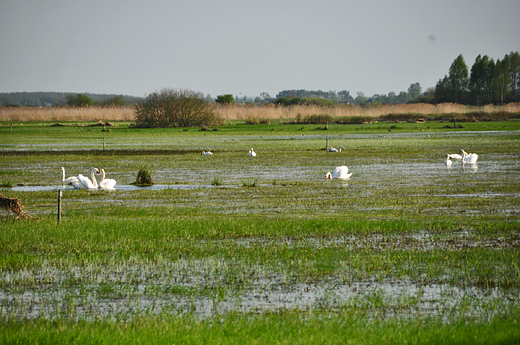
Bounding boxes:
[61,167,79,184]
[98,169,117,189]
[249,148,257,156]
[444,157,453,167]
[77,168,99,189]
[460,149,478,164]
[446,153,462,160]
[325,166,352,179]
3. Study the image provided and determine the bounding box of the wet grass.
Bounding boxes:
[2,310,519,345]
[1,121,520,342]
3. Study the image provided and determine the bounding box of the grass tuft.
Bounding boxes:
[135,164,154,185]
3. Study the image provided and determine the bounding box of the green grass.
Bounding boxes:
[2,311,519,345]
[1,120,520,343]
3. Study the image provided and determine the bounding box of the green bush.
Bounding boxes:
[215,94,235,105]
[66,94,93,107]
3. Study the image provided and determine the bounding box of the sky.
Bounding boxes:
[1,0,519,99]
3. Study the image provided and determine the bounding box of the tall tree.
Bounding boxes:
[407,83,422,100]
[485,59,496,104]
[469,55,490,105]
[494,56,511,105]
[448,54,469,103]
[508,51,520,102]
[434,76,451,103]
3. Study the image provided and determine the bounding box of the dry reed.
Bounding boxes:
[1,103,519,122]
[0,194,36,220]
[0,106,135,122]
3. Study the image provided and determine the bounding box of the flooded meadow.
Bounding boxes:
[1,122,519,327]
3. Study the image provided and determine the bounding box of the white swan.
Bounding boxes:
[460,149,478,164]
[77,168,99,189]
[446,153,462,160]
[201,150,213,156]
[325,166,352,180]
[249,148,257,156]
[98,169,117,189]
[327,146,343,152]
[444,157,452,167]
[61,167,79,184]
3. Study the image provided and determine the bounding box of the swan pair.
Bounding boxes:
[325,166,352,180]
[444,149,478,166]
[460,149,478,164]
[62,167,116,190]
[249,148,257,157]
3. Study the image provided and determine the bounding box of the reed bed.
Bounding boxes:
[0,105,135,122]
[2,103,520,122]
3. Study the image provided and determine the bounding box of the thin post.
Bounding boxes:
[103,137,105,150]
[57,190,62,224]
[10,123,13,132]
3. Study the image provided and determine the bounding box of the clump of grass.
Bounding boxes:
[242,179,257,187]
[244,116,271,125]
[135,165,154,185]
[212,176,223,186]
[0,180,13,188]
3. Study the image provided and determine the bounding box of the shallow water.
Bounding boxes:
[7,184,212,192]
[2,129,520,322]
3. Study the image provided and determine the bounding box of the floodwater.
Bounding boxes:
[1,253,517,322]
[1,277,514,322]
[8,184,211,192]
[2,129,520,322]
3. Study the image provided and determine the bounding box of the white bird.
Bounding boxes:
[444,157,453,167]
[325,166,352,180]
[201,150,213,156]
[327,147,338,152]
[98,169,117,189]
[77,168,99,189]
[61,167,79,184]
[446,153,462,160]
[249,148,257,156]
[460,149,478,164]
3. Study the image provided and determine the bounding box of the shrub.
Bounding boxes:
[66,94,93,107]
[134,88,222,128]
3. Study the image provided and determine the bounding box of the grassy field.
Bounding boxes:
[1,119,520,343]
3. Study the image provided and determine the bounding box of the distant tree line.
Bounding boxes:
[0,92,141,107]
[3,51,518,108]
[433,51,520,105]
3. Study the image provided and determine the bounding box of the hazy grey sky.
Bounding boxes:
[1,0,518,98]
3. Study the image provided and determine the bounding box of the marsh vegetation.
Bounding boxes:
[0,119,519,343]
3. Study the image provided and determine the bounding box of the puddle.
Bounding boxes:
[1,263,516,322]
[6,184,212,192]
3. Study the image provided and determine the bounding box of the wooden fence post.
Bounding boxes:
[57,190,62,224]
